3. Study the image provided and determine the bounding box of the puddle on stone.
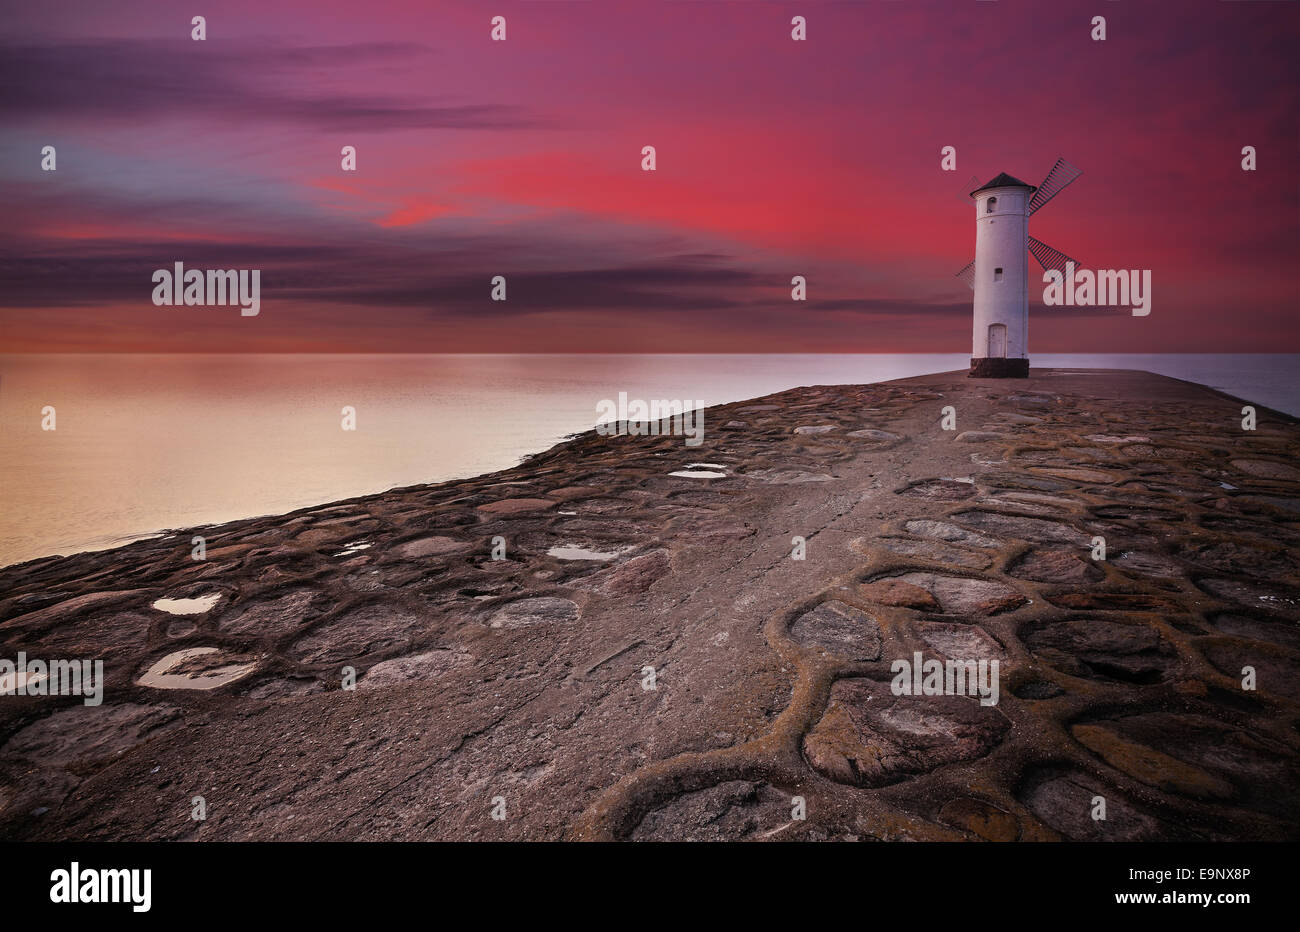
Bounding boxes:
[136,647,257,690]
[150,594,221,615]
[333,540,372,557]
[669,469,727,478]
[546,544,630,562]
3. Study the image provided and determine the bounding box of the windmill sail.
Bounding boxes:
[1028,236,1079,279]
[1027,158,1082,216]
[955,260,976,290]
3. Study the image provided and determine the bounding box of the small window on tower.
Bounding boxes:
[994,268,1004,281]
[986,197,997,213]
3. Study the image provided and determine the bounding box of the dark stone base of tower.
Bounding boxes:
[969,357,1029,378]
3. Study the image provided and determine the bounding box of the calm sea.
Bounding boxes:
[1,353,1296,568]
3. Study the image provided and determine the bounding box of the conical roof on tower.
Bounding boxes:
[970,172,1037,196]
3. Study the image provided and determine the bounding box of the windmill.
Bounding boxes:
[956,159,1082,378]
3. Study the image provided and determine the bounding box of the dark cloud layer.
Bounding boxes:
[0,40,540,130]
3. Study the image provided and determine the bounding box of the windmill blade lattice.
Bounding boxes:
[1028,236,1079,279]
[1028,158,1082,216]
[955,260,976,290]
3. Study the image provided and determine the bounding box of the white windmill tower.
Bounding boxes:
[956,159,1082,378]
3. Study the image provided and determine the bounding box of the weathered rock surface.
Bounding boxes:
[788,601,881,660]
[1,368,1297,842]
[803,678,1010,787]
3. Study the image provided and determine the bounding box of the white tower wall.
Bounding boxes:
[970,185,1030,370]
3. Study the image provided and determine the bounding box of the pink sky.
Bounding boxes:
[1,0,1296,352]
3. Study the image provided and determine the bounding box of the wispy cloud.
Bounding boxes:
[0,40,542,130]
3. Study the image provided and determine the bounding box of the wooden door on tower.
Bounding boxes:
[988,323,1007,358]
